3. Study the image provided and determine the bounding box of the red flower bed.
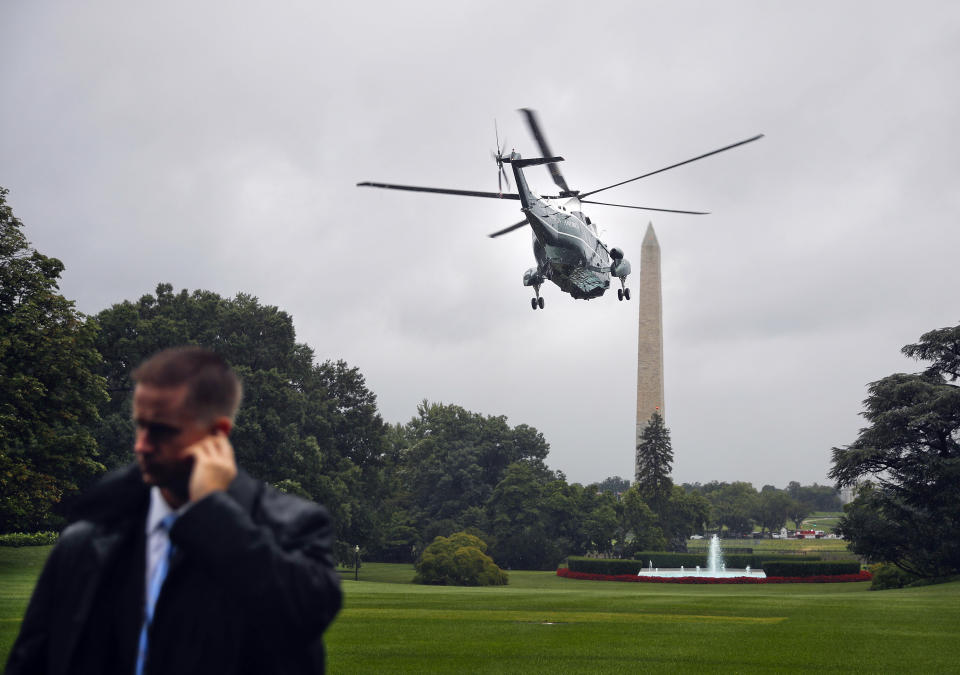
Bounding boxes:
[556,567,872,584]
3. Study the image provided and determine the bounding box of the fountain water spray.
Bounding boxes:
[635,534,766,579]
[707,534,724,574]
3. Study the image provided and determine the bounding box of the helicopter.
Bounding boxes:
[358,109,762,310]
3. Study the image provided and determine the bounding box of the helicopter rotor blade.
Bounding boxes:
[579,134,764,199]
[488,219,529,238]
[580,199,709,215]
[519,108,572,194]
[357,182,520,200]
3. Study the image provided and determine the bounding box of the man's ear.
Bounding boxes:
[212,417,233,436]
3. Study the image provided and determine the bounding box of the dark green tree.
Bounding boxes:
[755,488,793,534]
[594,475,630,495]
[557,482,619,556]
[92,284,388,561]
[634,412,674,511]
[659,486,711,546]
[617,484,667,555]
[787,499,810,532]
[709,482,758,535]
[830,322,960,577]
[486,462,559,569]
[394,401,549,539]
[0,187,108,531]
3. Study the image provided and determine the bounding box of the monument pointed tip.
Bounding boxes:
[642,223,659,248]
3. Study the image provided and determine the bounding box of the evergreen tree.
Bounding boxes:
[634,412,674,510]
[830,322,960,577]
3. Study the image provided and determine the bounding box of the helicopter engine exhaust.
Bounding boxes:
[610,258,631,279]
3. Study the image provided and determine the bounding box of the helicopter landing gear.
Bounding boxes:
[531,286,544,310]
[617,279,631,302]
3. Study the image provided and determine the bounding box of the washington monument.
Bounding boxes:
[635,222,664,479]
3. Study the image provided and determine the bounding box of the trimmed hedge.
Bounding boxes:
[727,554,821,568]
[558,567,872,584]
[762,561,861,577]
[0,532,58,547]
[568,554,823,576]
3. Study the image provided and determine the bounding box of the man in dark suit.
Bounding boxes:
[6,346,342,674]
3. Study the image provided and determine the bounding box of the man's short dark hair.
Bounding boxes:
[132,346,243,421]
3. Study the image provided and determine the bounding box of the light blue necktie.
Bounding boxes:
[135,513,177,675]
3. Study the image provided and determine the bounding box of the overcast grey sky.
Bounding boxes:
[3,2,958,489]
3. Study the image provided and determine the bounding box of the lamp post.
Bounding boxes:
[354,545,360,581]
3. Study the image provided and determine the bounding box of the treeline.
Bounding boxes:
[0,187,838,568]
[679,481,841,536]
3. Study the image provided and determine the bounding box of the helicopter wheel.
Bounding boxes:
[617,288,624,301]
[538,297,544,309]
[624,287,631,301]
[531,297,538,311]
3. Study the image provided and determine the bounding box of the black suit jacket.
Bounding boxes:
[5,465,342,675]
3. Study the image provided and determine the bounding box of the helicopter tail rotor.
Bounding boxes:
[493,119,511,194]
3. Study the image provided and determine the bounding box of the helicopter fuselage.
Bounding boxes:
[509,152,629,300]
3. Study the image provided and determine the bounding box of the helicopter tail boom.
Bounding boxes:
[502,156,565,168]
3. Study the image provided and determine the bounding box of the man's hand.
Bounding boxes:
[186,432,238,502]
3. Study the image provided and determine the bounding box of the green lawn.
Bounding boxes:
[0,546,52,662]
[5,553,960,673]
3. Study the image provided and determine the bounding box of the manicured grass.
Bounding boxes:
[0,545,53,662]
[328,563,960,673]
[5,553,960,672]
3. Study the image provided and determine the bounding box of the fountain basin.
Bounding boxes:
[636,568,766,579]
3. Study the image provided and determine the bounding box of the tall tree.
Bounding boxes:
[0,187,108,531]
[486,462,560,569]
[634,412,674,511]
[394,401,550,538]
[618,484,666,555]
[830,322,960,577]
[709,482,759,535]
[755,488,793,534]
[93,284,388,561]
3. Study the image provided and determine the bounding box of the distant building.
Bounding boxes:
[839,485,857,505]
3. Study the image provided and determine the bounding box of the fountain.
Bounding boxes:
[636,535,766,579]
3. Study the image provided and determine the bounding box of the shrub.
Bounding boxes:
[762,561,861,577]
[414,532,508,586]
[868,563,920,590]
[0,532,58,547]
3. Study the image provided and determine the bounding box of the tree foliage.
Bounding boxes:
[830,322,960,577]
[413,532,507,586]
[755,488,793,533]
[391,401,550,539]
[634,412,673,510]
[0,187,108,531]
[594,475,630,495]
[92,284,389,560]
